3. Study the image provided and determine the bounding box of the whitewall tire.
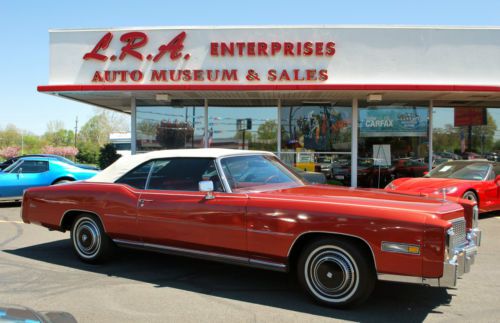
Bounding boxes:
[297,238,375,308]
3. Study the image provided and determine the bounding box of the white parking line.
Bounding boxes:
[0,220,24,224]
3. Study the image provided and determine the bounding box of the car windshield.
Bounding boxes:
[3,159,23,173]
[220,154,305,192]
[427,162,491,180]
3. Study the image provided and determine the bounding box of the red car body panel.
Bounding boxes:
[22,182,465,279]
[386,177,500,213]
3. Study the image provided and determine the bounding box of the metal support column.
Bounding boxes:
[131,96,137,155]
[428,100,433,171]
[277,99,282,157]
[351,98,358,187]
[204,99,209,148]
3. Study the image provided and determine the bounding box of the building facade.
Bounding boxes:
[39,26,500,187]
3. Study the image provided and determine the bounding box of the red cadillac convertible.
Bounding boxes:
[21,149,481,308]
[385,160,500,213]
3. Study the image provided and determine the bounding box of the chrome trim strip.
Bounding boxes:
[113,238,288,272]
[287,231,378,271]
[216,156,233,193]
[378,273,427,284]
[249,258,287,270]
[247,229,294,237]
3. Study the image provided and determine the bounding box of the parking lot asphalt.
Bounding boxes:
[1,203,499,323]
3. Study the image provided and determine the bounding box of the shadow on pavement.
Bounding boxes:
[0,202,21,208]
[6,240,452,322]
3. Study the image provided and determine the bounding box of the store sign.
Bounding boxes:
[454,107,487,127]
[49,27,500,86]
[79,31,334,84]
[360,107,428,137]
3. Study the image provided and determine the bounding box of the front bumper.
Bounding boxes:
[426,227,481,288]
[378,227,481,288]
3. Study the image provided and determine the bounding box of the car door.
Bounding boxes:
[0,160,51,197]
[137,158,248,258]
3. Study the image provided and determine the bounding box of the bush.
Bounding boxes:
[0,146,21,159]
[98,143,120,169]
[76,142,100,165]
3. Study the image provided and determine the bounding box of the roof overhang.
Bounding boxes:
[38,84,500,113]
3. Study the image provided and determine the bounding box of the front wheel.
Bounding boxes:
[71,214,113,263]
[297,238,375,308]
[462,190,478,203]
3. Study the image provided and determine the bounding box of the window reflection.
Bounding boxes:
[136,106,205,152]
[207,107,277,151]
[432,107,500,162]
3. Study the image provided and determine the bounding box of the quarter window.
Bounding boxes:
[115,160,154,189]
[11,160,49,173]
[146,158,223,192]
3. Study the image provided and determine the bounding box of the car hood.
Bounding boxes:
[389,177,478,193]
[253,184,463,221]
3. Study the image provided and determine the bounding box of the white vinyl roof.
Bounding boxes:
[87,148,273,183]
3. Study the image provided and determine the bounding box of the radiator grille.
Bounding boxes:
[452,218,467,247]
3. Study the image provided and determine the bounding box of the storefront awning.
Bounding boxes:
[38,84,500,113]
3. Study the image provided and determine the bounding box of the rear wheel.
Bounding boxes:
[70,214,113,263]
[297,237,375,308]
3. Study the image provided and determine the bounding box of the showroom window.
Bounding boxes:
[136,106,205,152]
[357,104,429,188]
[280,104,352,184]
[432,106,500,162]
[207,106,278,151]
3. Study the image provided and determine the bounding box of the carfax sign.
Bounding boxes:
[359,107,428,137]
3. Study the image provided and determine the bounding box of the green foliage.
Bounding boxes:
[257,120,277,140]
[76,142,100,165]
[433,112,498,154]
[98,143,120,169]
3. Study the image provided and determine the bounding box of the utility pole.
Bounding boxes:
[74,117,78,147]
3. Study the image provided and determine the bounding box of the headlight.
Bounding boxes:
[433,186,458,196]
[385,182,397,190]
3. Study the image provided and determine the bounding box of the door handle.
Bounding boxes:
[138,199,153,207]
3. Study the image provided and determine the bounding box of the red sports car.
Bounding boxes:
[385,160,500,213]
[21,149,481,308]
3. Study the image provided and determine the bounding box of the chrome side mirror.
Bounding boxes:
[199,180,215,200]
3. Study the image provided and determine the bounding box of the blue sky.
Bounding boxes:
[1,0,500,135]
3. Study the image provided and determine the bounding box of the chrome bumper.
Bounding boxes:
[378,227,481,288]
[426,227,481,288]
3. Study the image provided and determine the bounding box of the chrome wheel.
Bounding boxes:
[462,191,478,202]
[72,217,102,259]
[304,245,359,303]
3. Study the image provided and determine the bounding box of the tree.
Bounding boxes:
[257,120,278,140]
[156,120,193,148]
[43,120,75,147]
[471,113,497,154]
[98,143,120,169]
[0,146,21,159]
[76,142,100,165]
[78,111,129,147]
